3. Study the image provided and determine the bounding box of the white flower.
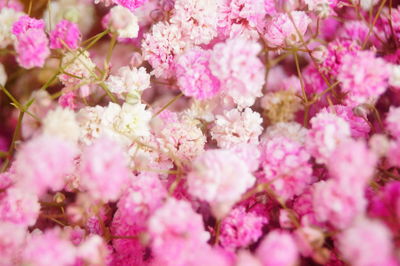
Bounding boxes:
[77,106,105,145]
[108,6,139,39]
[0,7,23,49]
[211,108,263,148]
[100,102,152,145]
[43,107,80,143]
[105,66,150,101]
[114,102,152,138]
[0,63,7,86]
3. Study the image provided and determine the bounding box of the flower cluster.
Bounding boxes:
[1,0,400,265]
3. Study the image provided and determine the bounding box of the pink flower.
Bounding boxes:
[210,38,265,108]
[306,112,351,164]
[264,11,311,48]
[338,218,397,266]
[219,206,268,251]
[321,39,361,76]
[171,0,219,45]
[159,117,206,165]
[338,50,390,106]
[327,139,377,188]
[142,22,188,79]
[114,0,147,11]
[369,181,400,233]
[175,48,221,100]
[14,135,78,196]
[79,137,131,202]
[320,105,370,138]
[50,19,81,50]
[148,198,210,251]
[0,221,26,265]
[313,180,366,229]
[211,108,263,149]
[0,187,39,227]
[218,0,266,39]
[22,229,77,266]
[259,137,313,201]
[14,28,50,69]
[256,230,299,266]
[12,15,45,36]
[187,149,255,218]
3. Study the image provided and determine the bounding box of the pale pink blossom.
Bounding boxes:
[313,180,366,229]
[306,112,351,164]
[256,230,299,266]
[211,108,263,149]
[264,11,311,48]
[327,139,377,188]
[338,50,390,106]
[14,135,78,196]
[0,187,40,227]
[175,48,221,100]
[22,229,77,266]
[338,218,397,266]
[171,0,219,45]
[79,137,131,202]
[187,149,256,218]
[218,0,266,39]
[259,137,313,201]
[210,38,265,108]
[142,22,188,79]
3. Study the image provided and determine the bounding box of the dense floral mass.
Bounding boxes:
[2,0,400,265]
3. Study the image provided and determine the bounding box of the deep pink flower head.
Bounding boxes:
[79,137,131,202]
[256,230,299,266]
[338,218,397,266]
[12,15,45,36]
[369,181,400,233]
[306,112,351,164]
[14,135,78,196]
[14,28,50,69]
[321,39,361,76]
[187,149,255,218]
[259,137,313,201]
[338,50,390,106]
[50,20,81,50]
[114,0,147,11]
[264,11,311,48]
[219,206,268,251]
[22,229,77,266]
[320,105,370,138]
[12,16,49,69]
[313,180,366,229]
[111,173,166,265]
[175,48,221,100]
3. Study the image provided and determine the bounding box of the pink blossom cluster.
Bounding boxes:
[1,0,400,265]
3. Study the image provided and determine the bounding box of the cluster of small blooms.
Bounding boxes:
[1,0,400,265]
